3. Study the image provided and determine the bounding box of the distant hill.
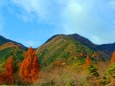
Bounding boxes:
[68,34,96,49]
[36,34,115,68]
[0,35,27,49]
[68,34,115,58]
[36,34,99,69]
[0,34,114,85]
[0,34,115,69]
[97,43,115,57]
[0,35,27,63]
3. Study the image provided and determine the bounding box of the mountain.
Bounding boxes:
[0,34,115,69]
[45,34,96,50]
[68,34,96,50]
[0,35,27,48]
[97,43,115,56]
[0,35,27,63]
[36,34,115,68]
[67,34,115,57]
[36,34,99,69]
[60,34,114,58]
[67,34,113,58]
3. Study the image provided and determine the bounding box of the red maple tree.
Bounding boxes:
[19,47,40,83]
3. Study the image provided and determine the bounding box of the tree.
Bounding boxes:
[84,56,92,67]
[0,57,15,84]
[87,64,99,77]
[19,47,40,83]
[111,52,115,64]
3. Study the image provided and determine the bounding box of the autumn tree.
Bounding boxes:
[87,64,99,77]
[111,52,115,64]
[19,47,40,83]
[92,52,98,58]
[0,57,15,84]
[84,56,92,67]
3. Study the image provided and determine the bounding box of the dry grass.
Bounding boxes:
[33,67,90,86]
[33,62,114,86]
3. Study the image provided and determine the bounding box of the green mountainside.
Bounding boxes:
[0,34,114,85]
[0,34,114,69]
[0,35,27,70]
[36,35,100,69]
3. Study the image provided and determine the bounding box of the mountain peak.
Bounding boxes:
[45,33,96,50]
[67,33,96,49]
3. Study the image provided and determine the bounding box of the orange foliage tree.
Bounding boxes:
[84,56,92,67]
[19,47,40,83]
[0,57,15,84]
[92,52,98,58]
[110,52,115,63]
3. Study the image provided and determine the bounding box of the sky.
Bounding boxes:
[0,0,115,48]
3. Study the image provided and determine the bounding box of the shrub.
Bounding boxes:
[106,64,115,77]
[87,64,99,77]
[66,81,75,86]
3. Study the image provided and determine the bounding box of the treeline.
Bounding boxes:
[0,47,115,85]
[0,47,40,85]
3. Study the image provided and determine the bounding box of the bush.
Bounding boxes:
[87,64,99,77]
[66,81,75,86]
[101,64,115,86]
[106,64,115,77]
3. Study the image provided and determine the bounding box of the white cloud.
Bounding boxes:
[11,0,45,21]
[10,0,60,23]
[60,0,115,44]
[1,0,115,45]
[67,0,83,14]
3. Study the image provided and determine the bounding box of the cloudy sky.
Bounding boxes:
[0,0,115,47]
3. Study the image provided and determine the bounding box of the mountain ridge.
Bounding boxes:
[0,33,115,63]
[0,35,27,49]
[0,35,27,63]
[43,33,115,58]
[36,34,100,68]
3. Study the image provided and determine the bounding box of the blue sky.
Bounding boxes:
[0,0,115,48]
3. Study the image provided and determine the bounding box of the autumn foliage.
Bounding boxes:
[84,56,92,67]
[110,52,115,64]
[0,57,15,84]
[19,47,40,83]
[92,52,98,58]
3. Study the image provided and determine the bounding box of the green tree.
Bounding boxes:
[87,64,99,77]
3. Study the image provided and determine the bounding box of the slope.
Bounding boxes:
[36,35,99,69]
[0,35,27,70]
[0,35,26,48]
[45,34,114,58]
